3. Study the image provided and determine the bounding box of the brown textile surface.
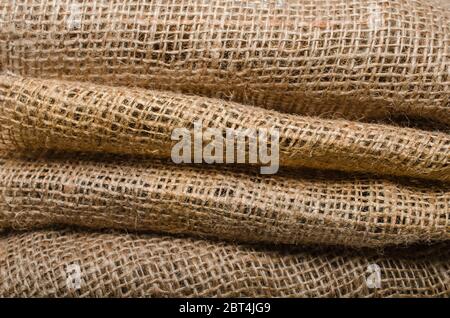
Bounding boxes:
[0,154,448,248]
[0,229,448,297]
[434,0,450,10]
[0,75,449,182]
[0,0,448,299]
[0,0,448,124]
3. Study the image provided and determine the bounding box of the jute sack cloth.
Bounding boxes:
[0,154,448,248]
[0,0,448,125]
[1,75,449,182]
[0,229,448,297]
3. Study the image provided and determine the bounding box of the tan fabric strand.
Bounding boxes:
[0,229,448,297]
[0,0,448,124]
[0,154,448,247]
[0,75,449,182]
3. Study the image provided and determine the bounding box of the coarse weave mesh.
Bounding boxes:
[0,0,448,124]
[0,154,448,248]
[0,74,449,182]
[0,229,448,297]
[0,0,449,299]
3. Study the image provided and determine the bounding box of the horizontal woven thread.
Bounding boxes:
[0,229,448,297]
[0,0,448,124]
[0,154,448,247]
[0,74,449,182]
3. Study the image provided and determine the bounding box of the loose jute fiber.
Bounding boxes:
[0,0,448,124]
[0,154,448,248]
[0,75,449,182]
[0,229,448,297]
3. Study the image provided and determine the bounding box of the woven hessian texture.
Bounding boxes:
[434,0,450,10]
[0,75,449,182]
[0,229,448,297]
[0,0,448,124]
[0,154,448,248]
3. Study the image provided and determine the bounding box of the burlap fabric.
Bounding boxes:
[435,0,450,10]
[0,229,448,297]
[0,0,448,299]
[0,154,448,248]
[1,75,449,182]
[0,0,448,125]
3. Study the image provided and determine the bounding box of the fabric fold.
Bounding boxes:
[0,0,448,124]
[0,74,449,182]
[0,154,448,247]
[0,229,448,297]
